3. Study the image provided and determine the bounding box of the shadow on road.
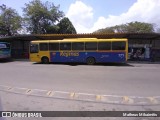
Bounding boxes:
[33,62,134,67]
[0,59,13,63]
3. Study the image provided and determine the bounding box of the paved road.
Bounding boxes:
[1,61,160,120]
[0,61,160,97]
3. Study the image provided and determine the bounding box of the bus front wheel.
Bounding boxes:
[86,57,95,65]
[41,57,49,64]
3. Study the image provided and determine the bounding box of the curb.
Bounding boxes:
[127,61,160,64]
[0,85,160,105]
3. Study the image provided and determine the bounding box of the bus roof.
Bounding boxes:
[31,38,128,43]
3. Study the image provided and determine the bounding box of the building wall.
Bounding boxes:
[152,39,160,48]
[11,41,30,58]
[151,39,160,61]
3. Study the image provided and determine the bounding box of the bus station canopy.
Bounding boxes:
[0,33,160,42]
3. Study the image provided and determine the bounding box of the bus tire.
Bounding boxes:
[86,57,95,65]
[41,57,49,64]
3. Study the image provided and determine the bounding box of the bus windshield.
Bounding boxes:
[30,44,39,53]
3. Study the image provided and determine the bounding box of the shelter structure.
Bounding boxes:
[0,33,160,61]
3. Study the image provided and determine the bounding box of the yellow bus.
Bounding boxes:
[29,38,128,64]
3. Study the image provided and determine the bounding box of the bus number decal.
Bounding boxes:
[118,54,124,58]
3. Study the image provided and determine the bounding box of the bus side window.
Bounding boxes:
[60,42,71,51]
[85,42,97,50]
[112,41,125,50]
[40,43,48,51]
[72,42,84,50]
[98,42,111,50]
[49,43,59,51]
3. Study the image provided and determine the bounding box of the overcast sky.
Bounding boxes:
[0,0,160,33]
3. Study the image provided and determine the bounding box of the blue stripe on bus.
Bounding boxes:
[50,52,126,63]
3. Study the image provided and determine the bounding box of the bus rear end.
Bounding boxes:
[0,42,11,60]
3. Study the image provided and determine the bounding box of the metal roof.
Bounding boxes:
[0,33,160,42]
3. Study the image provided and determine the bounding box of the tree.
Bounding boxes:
[57,17,76,34]
[23,0,64,34]
[46,25,60,34]
[156,28,160,33]
[0,4,22,36]
[94,21,155,33]
[112,24,128,33]
[94,27,114,34]
[126,22,154,33]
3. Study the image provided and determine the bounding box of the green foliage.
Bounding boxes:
[94,27,114,34]
[0,4,22,36]
[46,25,60,34]
[112,24,128,33]
[57,17,77,34]
[127,22,154,33]
[94,21,155,33]
[23,0,64,34]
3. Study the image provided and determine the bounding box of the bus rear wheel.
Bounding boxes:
[41,57,49,64]
[86,57,95,65]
